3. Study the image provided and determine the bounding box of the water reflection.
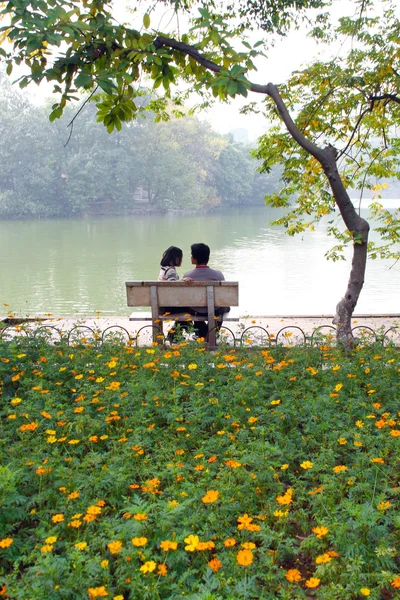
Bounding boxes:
[1,206,399,316]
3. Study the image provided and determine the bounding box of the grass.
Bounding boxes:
[0,334,399,600]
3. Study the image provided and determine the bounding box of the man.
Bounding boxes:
[183,243,230,339]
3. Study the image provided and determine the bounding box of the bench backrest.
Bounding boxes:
[125,281,239,308]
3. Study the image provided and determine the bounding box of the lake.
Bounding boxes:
[1,205,399,317]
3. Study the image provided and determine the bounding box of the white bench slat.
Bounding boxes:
[126,281,238,308]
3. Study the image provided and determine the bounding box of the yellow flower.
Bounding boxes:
[140,561,157,573]
[45,536,57,544]
[300,461,313,469]
[281,464,289,470]
[377,501,391,511]
[360,589,370,597]
[107,540,123,554]
[74,542,88,550]
[356,420,364,427]
[241,542,256,550]
[188,364,197,370]
[274,509,289,517]
[316,553,332,564]
[0,538,13,548]
[338,437,347,445]
[202,490,219,504]
[101,560,109,568]
[285,569,302,583]
[305,577,320,588]
[236,549,253,566]
[131,537,148,547]
[184,535,200,552]
[113,596,124,600]
[41,544,54,553]
[312,526,329,538]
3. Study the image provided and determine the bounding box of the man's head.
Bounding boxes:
[191,243,210,266]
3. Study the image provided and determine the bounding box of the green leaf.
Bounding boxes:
[97,78,117,95]
[143,13,150,29]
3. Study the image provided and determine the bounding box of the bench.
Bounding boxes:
[125,280,239,346]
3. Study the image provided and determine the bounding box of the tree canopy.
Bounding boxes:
[1,0,399,341]
[0,73,274,217]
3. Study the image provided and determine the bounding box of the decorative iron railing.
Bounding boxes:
[1,322,399,347]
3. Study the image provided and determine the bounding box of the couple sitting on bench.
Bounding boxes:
[158,242,230,342]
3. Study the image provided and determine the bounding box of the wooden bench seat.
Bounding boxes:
[125,280,239,346]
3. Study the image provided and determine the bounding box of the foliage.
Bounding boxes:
[256,0,400,260]
[1,334,400,599]
[0,74,276,217]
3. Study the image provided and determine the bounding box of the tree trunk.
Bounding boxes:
[264,84,370,344]
[319,146,370,344]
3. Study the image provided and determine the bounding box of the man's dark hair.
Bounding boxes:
[191,243,210,265]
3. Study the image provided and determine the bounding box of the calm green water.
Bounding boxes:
[1,206,399,316]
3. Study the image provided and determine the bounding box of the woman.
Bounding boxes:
[158,246,192,342]
[158,246,183,281]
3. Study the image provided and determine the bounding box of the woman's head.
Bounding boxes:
[160,246,183,267]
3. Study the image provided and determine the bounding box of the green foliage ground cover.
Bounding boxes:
[0,336,399,599]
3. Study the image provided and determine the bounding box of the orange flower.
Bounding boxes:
[88,586,108,598]
[208,557,223,572]
[223,538,236,547]
[333,465,347,473]
[51,513,64,523]
[391,576,400,588]
[160,540,178,551]
[237,549,253,566]
[0,538,13,548]
[276,488,293,505]
[133,513,148,521]
[157,563,168,576]
[107,541,123,554]
[285,569,301,583]
[131,537,148,547]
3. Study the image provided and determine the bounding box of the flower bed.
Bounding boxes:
[0,337,399,599]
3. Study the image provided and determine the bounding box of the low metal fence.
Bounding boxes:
[1,322,399,347]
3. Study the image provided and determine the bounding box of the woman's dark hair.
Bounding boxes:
[160,246,183,267]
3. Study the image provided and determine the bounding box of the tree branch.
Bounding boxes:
[369,93,400,105]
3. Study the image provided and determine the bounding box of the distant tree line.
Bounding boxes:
[0,75,281,218]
